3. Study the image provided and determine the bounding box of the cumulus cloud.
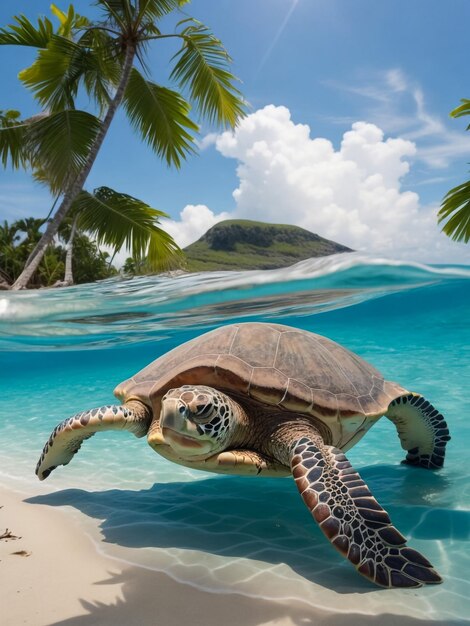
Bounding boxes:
[161,204,230,248]
[165,105,468,263]
[195,132,218,151]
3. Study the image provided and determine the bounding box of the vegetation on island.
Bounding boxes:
[123,219,352,274]
[438,99,470,243]
[184,220,352,271]
[0,1,246,289]
[0,216,352,287]
[0,216,117,289]
[1,3,464,291]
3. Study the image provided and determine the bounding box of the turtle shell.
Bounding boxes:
[114,323,406,427]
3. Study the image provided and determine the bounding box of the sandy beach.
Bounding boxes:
[1,484,303,626]
[1,485,465,626]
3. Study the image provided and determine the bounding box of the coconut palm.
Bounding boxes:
[0,217,60,287]
[0,220,20,248]
[0,220,21,284]
[0,1,246,289]
[0,216,120,287]
[13,217,45,248]
[1,110,183,285]
[0,218,46,284]
[438,99,470,243]
[62,186,178,284]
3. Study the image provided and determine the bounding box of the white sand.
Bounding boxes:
[0,486,311,626]
[0,486,459,626]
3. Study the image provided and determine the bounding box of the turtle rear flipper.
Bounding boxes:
[36,401,151,480]
[386,394,451,469]
[290,433,442,588]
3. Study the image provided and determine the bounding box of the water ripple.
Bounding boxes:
[1,253,469,351]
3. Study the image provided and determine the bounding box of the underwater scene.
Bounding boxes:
[1,253,469,622]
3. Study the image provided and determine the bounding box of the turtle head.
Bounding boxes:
[158,385,238,459]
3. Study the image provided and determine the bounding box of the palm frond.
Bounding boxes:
[0,110,21,122]
[79,28,123,113]
[72,186,182,269]
[123,68,198,167]
[438,178,470,243]
[0,113,29,169]
[50,4,90,38]
[19,34,121,113]
[450,98,470,130]
[0,14,54,48]
[135,0,188,25]
[94,0,133,30]
[170,20,246,127]
[19,36,86,110]
[451,99,470,118]
[25,110,102,193]
[83,52,122,113]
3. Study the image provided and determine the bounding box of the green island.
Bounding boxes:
[0,217,351,288]
[182,219,352,272]
[0,0,466,292]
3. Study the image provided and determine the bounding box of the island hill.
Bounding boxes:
[183,219,352,271]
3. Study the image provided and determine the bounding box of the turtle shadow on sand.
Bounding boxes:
[44,570,468,626]
[27,463,466,594]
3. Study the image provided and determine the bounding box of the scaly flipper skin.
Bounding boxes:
[290,434,442,588]
[154,444,290,476]
[36,401,151,480]
[386,394,451,469]
[211,449,289,475]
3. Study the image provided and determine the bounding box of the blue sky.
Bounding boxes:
[1,0,469,262]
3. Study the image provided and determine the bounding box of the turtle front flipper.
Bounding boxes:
[154,444,290,476]
[290,433,442,588]
[386,394,451,469]
[36,401,151,481]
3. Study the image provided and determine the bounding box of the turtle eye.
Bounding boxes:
[178,402,189,416]
[191,403,215,423]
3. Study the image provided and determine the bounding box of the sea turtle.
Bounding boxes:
[36,322,450,588]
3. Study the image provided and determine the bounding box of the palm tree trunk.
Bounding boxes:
[63,216,78,285]
[24,197,59,267]
[12,44,136,290]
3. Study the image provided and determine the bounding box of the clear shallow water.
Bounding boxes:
[1,253,469,621]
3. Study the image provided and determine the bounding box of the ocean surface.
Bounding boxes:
[1,252,469,621]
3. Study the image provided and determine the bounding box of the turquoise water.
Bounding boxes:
[1,253,469,621]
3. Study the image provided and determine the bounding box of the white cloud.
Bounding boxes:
[195,133,218,151]
[385,68,407,93]
[103,205,229,268]
[161,204,231,249]
[164,105,468,263]
[325,69,470,169]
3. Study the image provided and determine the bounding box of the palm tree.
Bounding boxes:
[0,220,21,284]
[0,1,246,289]
[1,110,185,286]
[65,228,76,284]
[0,215,124,287]
[61,186,178,285]
[0,220,20,248]
[438,99,470,243]
[14,216,45,251]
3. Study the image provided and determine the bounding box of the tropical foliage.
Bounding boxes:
[438,99,470,243]
[59,186,181,284]
[70,187,177,270]
[0,217,116,288]
[0,1,246,289]
[122,255,152,276]
[0,106,184,285]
